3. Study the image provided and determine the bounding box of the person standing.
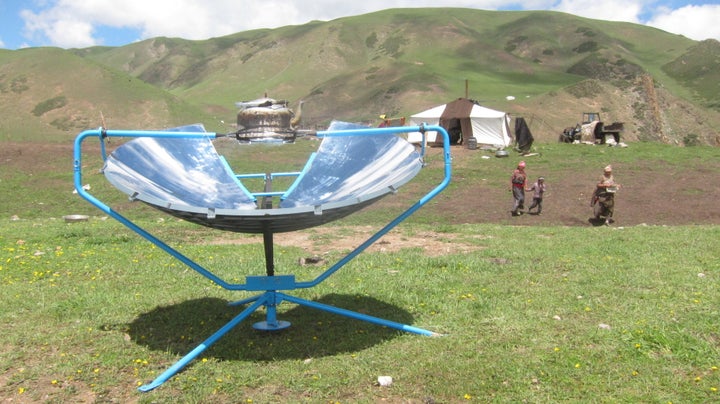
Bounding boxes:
[526,176,547,215]
[591,165,620,225]
[510,161,527,216]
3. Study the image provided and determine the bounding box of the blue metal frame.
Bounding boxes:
[73,124,451,391]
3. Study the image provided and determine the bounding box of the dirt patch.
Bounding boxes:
[207,226,484,257]
[431,145,720,227]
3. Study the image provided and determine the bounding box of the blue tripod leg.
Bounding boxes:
[279,293,441,337]
[138,295,267,391]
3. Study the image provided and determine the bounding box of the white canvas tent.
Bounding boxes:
[407,98,512,148]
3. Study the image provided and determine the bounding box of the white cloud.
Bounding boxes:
[646,4,720,41]
[21,0,308,47]
[550,0,642,23]
[21,5,97,48]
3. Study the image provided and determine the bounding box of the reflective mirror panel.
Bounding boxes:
[103,122,423,233]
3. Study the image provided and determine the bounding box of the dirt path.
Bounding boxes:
[431,146,720,227]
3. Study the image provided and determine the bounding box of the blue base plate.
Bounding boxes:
[252,320,291,331]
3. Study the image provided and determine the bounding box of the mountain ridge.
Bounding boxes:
[1,8,718,145]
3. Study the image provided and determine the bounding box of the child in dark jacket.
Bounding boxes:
[526,177,547,215]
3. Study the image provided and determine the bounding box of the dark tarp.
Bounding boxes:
[514,117,534,153]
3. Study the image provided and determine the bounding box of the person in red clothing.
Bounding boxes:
[510,161,527,216]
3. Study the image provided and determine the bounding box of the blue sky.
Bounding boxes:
[1,0,718,49]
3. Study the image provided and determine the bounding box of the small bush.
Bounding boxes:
[683,133,700,146]
[574,41,598,53]
[32,95,67,116]
[11,76,30,93]
[365,32,378,48]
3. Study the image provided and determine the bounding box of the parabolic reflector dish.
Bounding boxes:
[102,122,423,233]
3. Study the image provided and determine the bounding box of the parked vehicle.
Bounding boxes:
[560,112,623,144]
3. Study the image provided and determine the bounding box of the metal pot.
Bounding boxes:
[235,97,302,143]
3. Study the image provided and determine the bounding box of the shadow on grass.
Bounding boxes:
[121,294,418,361]
[588,217,613,226]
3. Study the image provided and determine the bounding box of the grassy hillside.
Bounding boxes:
[0,48,221,143]
[73,8,720,144]
[663,39,720,109]
[2,8,719,144]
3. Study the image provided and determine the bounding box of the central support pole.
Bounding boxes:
[254,223,290,331]
[252,290,290,331]
[262,173,275,277]
[262,227,275,277]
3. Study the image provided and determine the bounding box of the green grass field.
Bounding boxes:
[2,218,718,402]
[1,137,719,402]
